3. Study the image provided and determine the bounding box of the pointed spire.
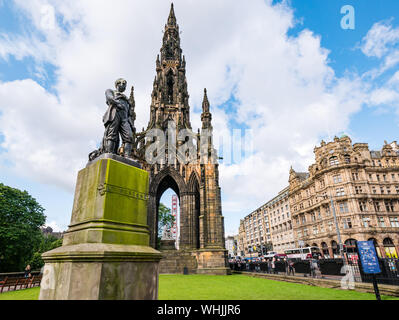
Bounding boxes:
[202,88,210,113]
[167,3,177,27]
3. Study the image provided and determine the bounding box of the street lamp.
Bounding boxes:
[316,194,346,264]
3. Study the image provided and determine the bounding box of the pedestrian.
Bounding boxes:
[271,257,276,274]
[267,259,272,274]
[24,264,31,278]
[283,258,289,275]
[309,259,314,278]
[288,259,295,276]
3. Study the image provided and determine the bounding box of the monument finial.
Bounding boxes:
[167,3,177,26]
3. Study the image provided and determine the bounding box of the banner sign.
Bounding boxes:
[357,241,381,274]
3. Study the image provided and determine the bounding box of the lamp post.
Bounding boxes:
[317,194,346,264]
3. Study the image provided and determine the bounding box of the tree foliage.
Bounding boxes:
[158,202,175,238]
[0,183,46,272]
[28,235,63,270]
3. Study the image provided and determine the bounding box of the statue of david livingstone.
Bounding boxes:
[89,78,136,161]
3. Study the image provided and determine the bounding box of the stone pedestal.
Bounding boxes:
[39,157,162,300]
[195,249,231,275]
[160,240,176,250]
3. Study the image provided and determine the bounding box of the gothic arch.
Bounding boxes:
[187,171,201,249]
[148,167,188,249]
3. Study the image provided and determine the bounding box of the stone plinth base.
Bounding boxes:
[39,243,161,300]
[160,240,176,250]
[158,248,230,275]
[195,249,231,275]
[40,158,161,300]
[159,250,198,274]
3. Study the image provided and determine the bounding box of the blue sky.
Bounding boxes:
[0,0,398,235]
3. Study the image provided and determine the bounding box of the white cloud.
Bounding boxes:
[44,220,63,233]
[361,20,399,59]
[0,0,397,236]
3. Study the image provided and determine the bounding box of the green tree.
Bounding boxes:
[158,203,175,239]
[0,183,46,272]
[28,234,63,270]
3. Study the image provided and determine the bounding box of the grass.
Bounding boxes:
[0,274,398,300]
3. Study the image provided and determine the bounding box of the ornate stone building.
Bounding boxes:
[268,187,295,253]
[132,4,228,274]
[238,186,294,257]
[289,136,399,259]
[238,202,272,257]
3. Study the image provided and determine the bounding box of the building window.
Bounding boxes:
[313,225,318,235]
[333,175,342,183]
[376,174,380,181]
[329,156,339,166]
[372,186,377,194]
[355,186,363,194]
[374,201,381,212]
[385,201,395,212]
[378,217,385,227]
[344,155,351,164]
[389,217,399,228]
[328,221,334,231]
[339,202,349,213]
[325,205,331,216]
[343,218,352,229]
[336,187,345,196]
[352,172,359,181]
[362,216,371,228]
[380,186,385,194]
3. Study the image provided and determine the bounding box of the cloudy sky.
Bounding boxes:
[1,0,399,237]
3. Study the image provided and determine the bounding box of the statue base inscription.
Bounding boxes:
[39,158,161,300]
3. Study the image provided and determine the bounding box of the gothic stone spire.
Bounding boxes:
[201,88,212,130]
[148,3,191,130]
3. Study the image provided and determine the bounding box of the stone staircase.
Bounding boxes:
[159,250,198,274]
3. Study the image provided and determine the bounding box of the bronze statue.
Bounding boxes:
[89,78,136,161]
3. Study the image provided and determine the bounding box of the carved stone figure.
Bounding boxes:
[161,225,174,240]
[89,78,136,161]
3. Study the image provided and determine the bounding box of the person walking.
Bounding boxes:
[288,259,295,276]
[24,264,31,278]
[283,258,289,275]
[267,259,272,274]
[271,257,276,274]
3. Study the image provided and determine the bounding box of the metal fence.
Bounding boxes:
[229,257,399,286]
[358,258,399,286]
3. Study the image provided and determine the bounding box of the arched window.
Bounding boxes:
[344,238,358,254]
[331,240,338,257]
[166,70,174,104]
[383,237,398,259]
[329,156,339,166]
[321,242,329,257]
[368,238,382,258]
